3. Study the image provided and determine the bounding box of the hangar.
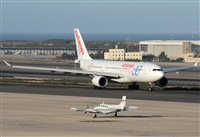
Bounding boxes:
[139,40,200,57]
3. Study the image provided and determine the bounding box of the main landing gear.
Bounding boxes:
[94,86,105,90]
[93,113,97,118]
[128,83,155,91]
[114,112,118,117]
[128,83,140,90]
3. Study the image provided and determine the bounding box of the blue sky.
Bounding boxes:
[1,0,199,34]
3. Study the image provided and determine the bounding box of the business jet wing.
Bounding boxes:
[70,108,85,112]
[163,62,198,73]
[70,108,97,113]
[3,60,121,78]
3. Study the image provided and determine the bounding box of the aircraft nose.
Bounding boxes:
[158,71,164,79]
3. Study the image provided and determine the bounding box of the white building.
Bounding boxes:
[104,45,142,61]
[139,40,200,57]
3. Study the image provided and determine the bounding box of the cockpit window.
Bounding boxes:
[153,69,163,71]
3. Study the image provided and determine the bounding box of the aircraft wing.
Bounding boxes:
[70,108,86,112]
[3,60,121,78]
[163,62,198,73]
[71,108,98,113]
[124,106,138,111]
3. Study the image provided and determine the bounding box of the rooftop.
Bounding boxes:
[140,40,200,46]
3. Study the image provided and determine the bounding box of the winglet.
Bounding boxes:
[129,106,139,110]
[194,62,198,67]
[3,60,12,67]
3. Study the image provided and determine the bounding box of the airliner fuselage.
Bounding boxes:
[80,60,164,83]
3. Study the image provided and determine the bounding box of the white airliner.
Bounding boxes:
[71,96,138,118]
[3,28,198,90]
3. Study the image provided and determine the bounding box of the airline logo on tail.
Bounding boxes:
[74,29,84,55]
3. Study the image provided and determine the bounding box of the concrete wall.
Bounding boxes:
[147,44,183,56]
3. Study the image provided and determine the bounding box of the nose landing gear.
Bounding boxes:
[148,83,155,91]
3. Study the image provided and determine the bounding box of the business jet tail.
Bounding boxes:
[118,96,126,109]
[74,28,92,61]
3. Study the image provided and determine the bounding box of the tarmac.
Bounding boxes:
[0,56,200,136]
[1,84,200,137]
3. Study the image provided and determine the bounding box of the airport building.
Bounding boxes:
[104,45,142,61]
[125,52,142,60]
[139,40,200,62]
[0,47,100,56]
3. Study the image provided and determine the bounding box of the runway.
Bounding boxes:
[1,84,199,136]
[1,83,199,103]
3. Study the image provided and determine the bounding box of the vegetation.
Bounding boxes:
[194,51,200,58]
[61,53,76,60]
[158,51,170,62]
[142,54,157,62]
[171,57,184,62]
[89,51,104,59]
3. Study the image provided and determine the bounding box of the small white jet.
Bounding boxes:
[3,28,198,90]
[70,96,138,118]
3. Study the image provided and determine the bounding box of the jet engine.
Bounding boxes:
[155,76,168,87]
[92,76,108,88]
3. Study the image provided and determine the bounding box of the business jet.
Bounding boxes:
[3,28,198,90]
[70,96,138,118]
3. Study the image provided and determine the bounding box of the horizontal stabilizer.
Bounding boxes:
[124,106,138,111]
[128,106,138,110]
[3,60,12,67]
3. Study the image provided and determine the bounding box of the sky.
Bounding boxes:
[0,0,199,34]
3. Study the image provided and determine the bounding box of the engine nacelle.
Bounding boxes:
[155,76,168,87]
[92,76,108,87]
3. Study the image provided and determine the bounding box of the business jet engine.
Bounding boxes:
[155,76,168,87]
[92,76,108,88]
